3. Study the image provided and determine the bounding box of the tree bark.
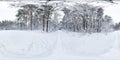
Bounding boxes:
[30,11,33,30]
[43,15,45,31]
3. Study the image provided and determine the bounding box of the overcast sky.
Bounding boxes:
[0,1,19,21]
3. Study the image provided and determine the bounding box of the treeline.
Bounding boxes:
[0,20,19,30]
[16,2,60,32]
[114,22,120,30]
[61,4,113,33]
[0,3,115,33]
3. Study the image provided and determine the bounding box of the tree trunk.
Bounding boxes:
[20,23,22,30]
[82,16,86,30]
[30,11,33,30]
[46,19,48,32]
[43,15,45,31]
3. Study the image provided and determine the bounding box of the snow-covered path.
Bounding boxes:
[0,30,119,60]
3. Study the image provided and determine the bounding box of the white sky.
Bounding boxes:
[0,1,18,21]
[90,1,120,24]
[104,4,120,23]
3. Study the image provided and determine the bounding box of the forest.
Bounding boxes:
[0,0,118,33]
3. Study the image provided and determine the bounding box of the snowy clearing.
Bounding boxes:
[0,30,119,60]
[0,30,57,57]
[61,31,116,56]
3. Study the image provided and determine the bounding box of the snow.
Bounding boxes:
[0,30,57,57]
[61,32,115,56]
[0,30,119,60]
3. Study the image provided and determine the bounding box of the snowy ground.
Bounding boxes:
[0,30,119,60]
[0,30,57,57]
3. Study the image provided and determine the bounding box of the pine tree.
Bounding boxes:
[21,4,38,30]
